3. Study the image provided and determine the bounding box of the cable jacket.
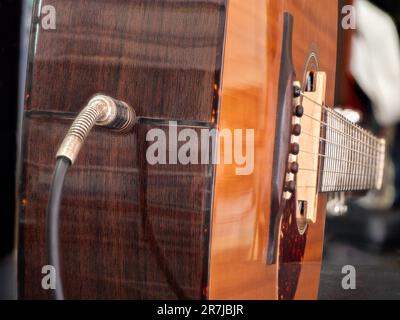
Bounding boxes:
[47,157,71,300]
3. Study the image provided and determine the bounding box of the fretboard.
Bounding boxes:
[318,109,385,193]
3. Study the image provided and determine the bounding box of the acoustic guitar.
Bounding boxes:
[17,0,385,300]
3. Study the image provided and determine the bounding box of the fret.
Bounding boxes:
[353,127,357,190]
[332,118,340,191]
[343,121,348,191]
[362,131,367,189]
[318,111,325,192]
[338,117,343,190]
[326,111,333,191]
[369,133,374,188]
[372,137,378,188]
[371,133,375,188]
[377,139,386,189]
[368,137,371,188]
[320,112,325,192]
[359,130,362,189]
[372,134,377,188]
[359,129,363,190]
[362,131,366,189]
[352,127,358,190]
[348,124,353,190]
[326,112,332,190]
[357,127,366,190]
[356,127,360,190]
[344,121,349,190]
[346,124,352,190]
[327,112,332,190]
[342,121,346,191]
[365,131,368,188]
[373,134,377,188]
[367,133,371,188]
[329,115,334,191]
[366,132,370,188]
[350,123,355,190]
[329,113,333,190]
[340,120,345,191]
[363,130,371,190]
[327,113,336,191]
[343,122,350,191]
[341,116,348,190]
[360,129,364,189]
[357,128,360,189]
[368,132,373,188]
[327,114,333,191]
[332,116,336,191]
[346,121,351,191]
[377,138,381,187]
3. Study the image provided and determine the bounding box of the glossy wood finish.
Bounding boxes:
[18,0,226,299]
[19,0,339,300]
[209,0,338,299]
[28,0,226,121]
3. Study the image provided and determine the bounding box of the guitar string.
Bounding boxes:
[299,167,376,186]
[298,167,375,189]
[297,151,377,188]
[300,167,370,176]
[301,130,378,160]
[297,186,373,189]
[301,92,383,177]
[296,115,382,168]
[301,111,382,153]
[300,92,382,144]
[296,119,381,174]
[299,160,375,189]
[298,91,382,189]
[299,150,375,169]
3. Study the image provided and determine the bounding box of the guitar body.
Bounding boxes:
[18,0,338,299]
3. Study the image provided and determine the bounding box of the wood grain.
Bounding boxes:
[28,0,226,121]
[209,0,337,300]
[18,0,226,299]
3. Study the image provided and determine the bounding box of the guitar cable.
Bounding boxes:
[47,95,136,300]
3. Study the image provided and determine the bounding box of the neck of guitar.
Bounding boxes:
[293,72,385,225]
[318,108,386,193]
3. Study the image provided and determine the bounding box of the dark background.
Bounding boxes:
[0,0,21,300]
[0,0,21,258]
[319,0,400,300]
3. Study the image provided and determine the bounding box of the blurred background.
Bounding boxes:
[0,0,399,300]
[320,0,400,300]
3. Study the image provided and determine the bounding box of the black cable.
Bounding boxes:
[46,95,135,300]
[47,156,71,300]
